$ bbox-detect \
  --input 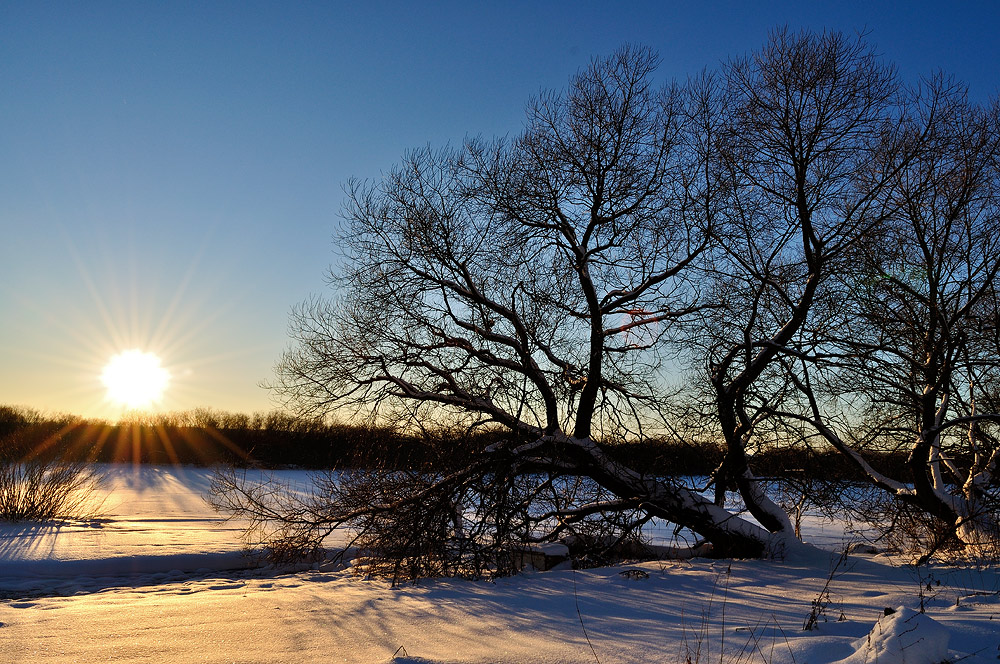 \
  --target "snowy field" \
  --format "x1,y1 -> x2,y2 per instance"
1,465 -> 998,663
